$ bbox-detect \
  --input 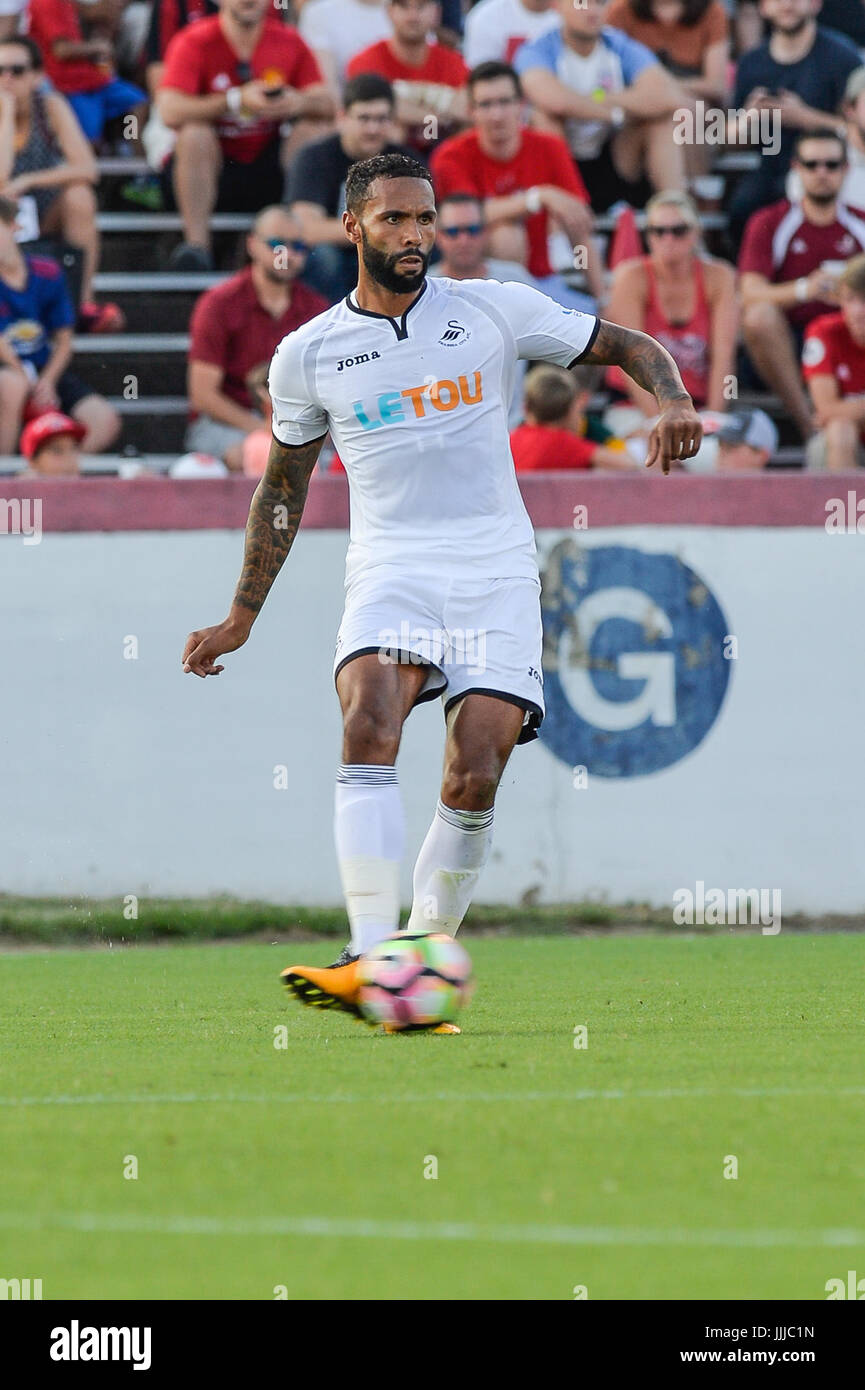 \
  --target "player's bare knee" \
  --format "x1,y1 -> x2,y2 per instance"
341,705 -> 401,765
441,763 -> 500,811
